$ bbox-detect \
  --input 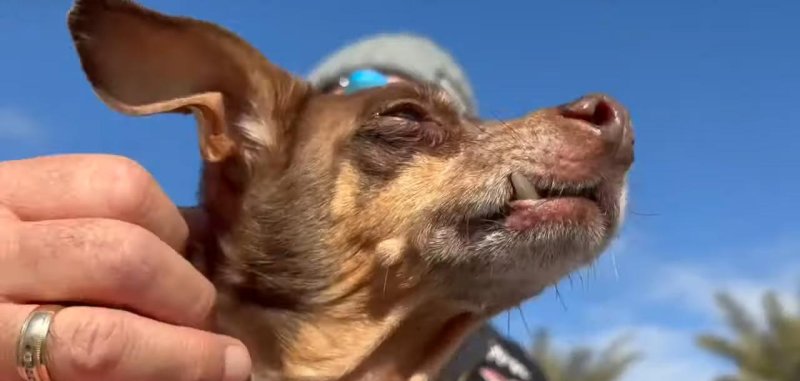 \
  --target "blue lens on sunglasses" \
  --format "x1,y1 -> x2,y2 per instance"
343,69 -> 390,94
